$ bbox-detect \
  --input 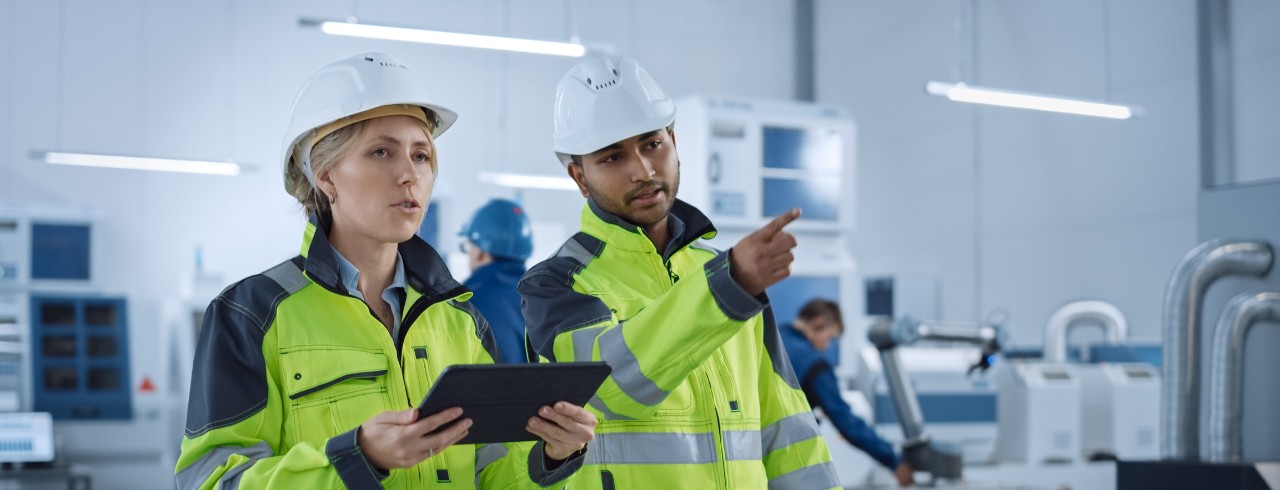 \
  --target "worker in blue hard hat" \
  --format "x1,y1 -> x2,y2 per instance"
460,198 -> 534,364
